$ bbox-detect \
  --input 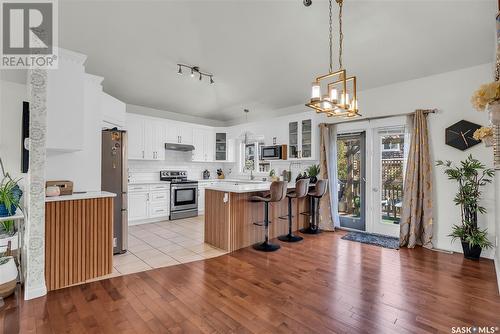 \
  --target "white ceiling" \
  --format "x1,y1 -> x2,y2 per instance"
58,0 -> 495,122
